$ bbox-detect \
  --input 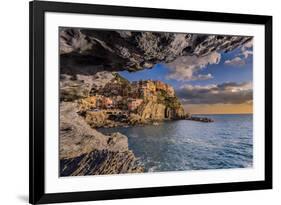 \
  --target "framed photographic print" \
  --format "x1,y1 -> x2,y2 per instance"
29,0 -> 272,204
